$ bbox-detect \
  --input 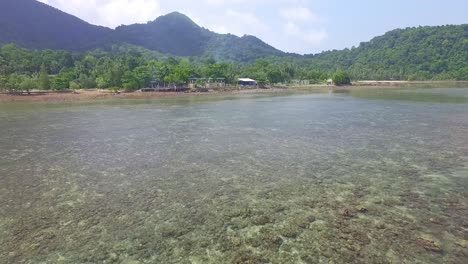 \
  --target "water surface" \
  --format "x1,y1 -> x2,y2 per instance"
1,88 -> 467,263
